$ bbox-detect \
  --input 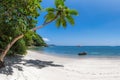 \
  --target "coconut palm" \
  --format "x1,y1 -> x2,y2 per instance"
32,0 -> 78,30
